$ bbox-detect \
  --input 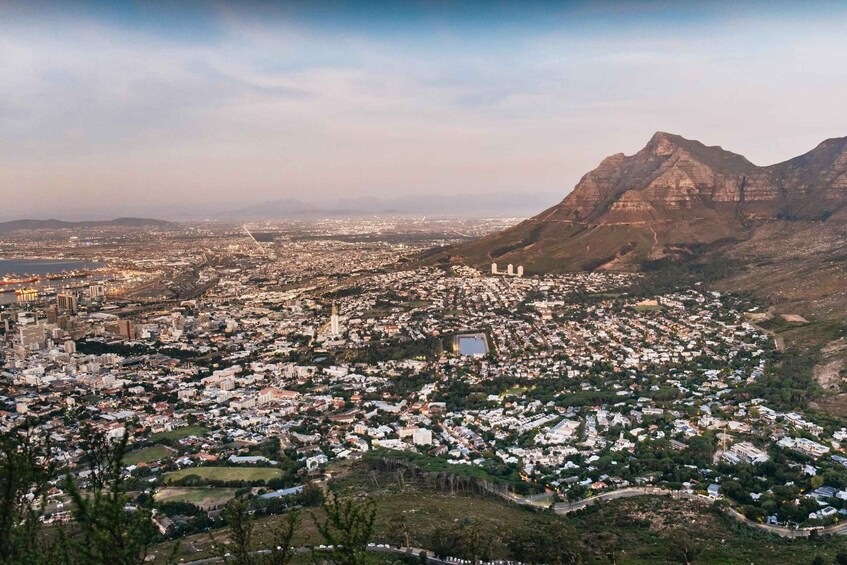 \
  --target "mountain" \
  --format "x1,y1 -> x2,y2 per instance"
227,192 -> 562,219
448,132 -> 847,272
0,217 -> 173,233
